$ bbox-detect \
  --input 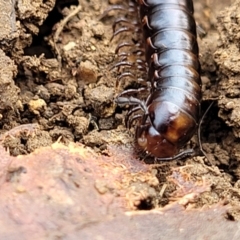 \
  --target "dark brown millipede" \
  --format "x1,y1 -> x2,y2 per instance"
107,0 -> 202,160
